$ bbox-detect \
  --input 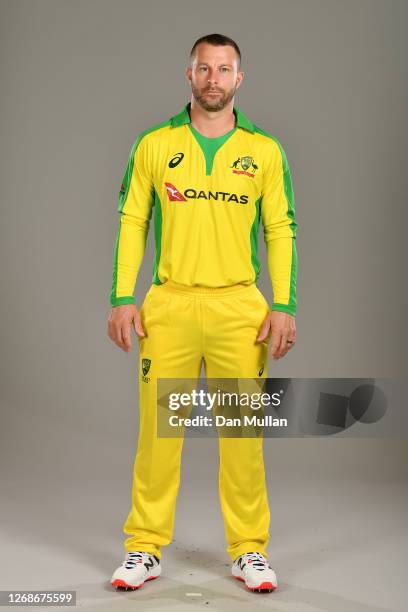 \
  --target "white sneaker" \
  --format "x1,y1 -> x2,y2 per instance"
111,551 -> 161,590
232,551 -> 278,592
